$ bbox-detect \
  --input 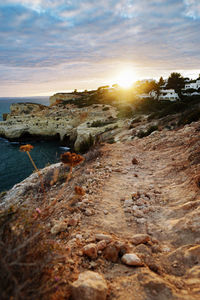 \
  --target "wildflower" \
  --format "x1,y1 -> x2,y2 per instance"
74,186 -> 85,196
35,208 -> 41,214
60,152 -> 84,168
19,144 -> 46,197
20,144 -> 34,152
